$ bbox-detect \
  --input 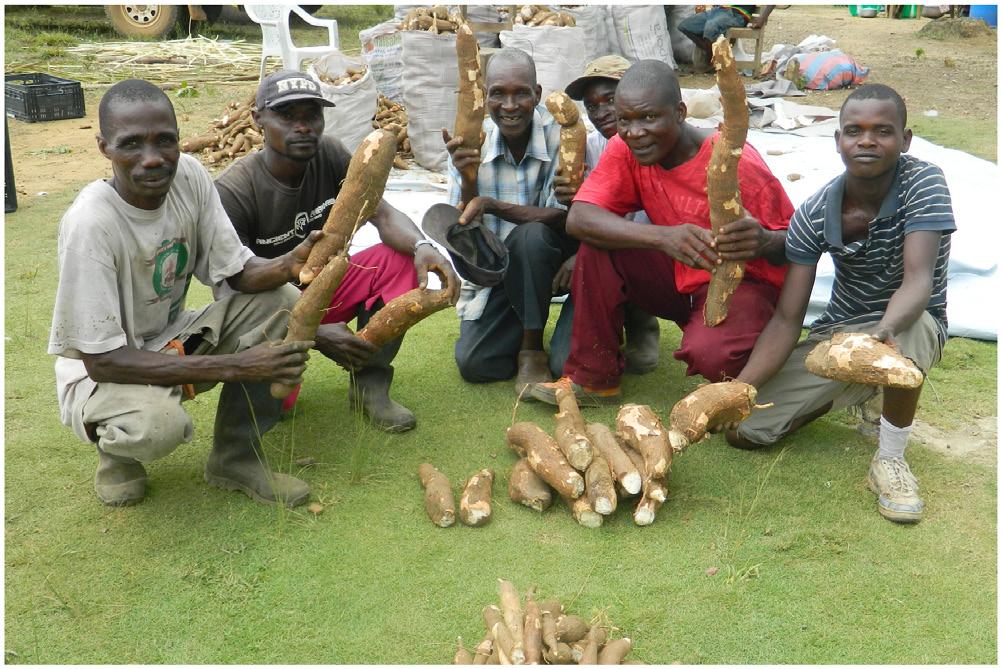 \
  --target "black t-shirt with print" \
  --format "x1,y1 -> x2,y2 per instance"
214,136 -> 353,259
